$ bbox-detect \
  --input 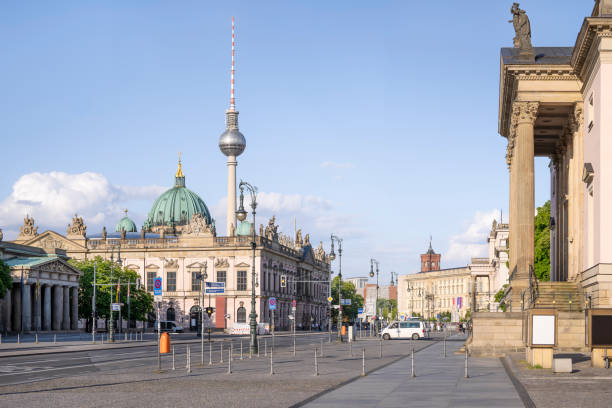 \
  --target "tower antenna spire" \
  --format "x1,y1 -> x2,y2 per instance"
230,16 -> 236,111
